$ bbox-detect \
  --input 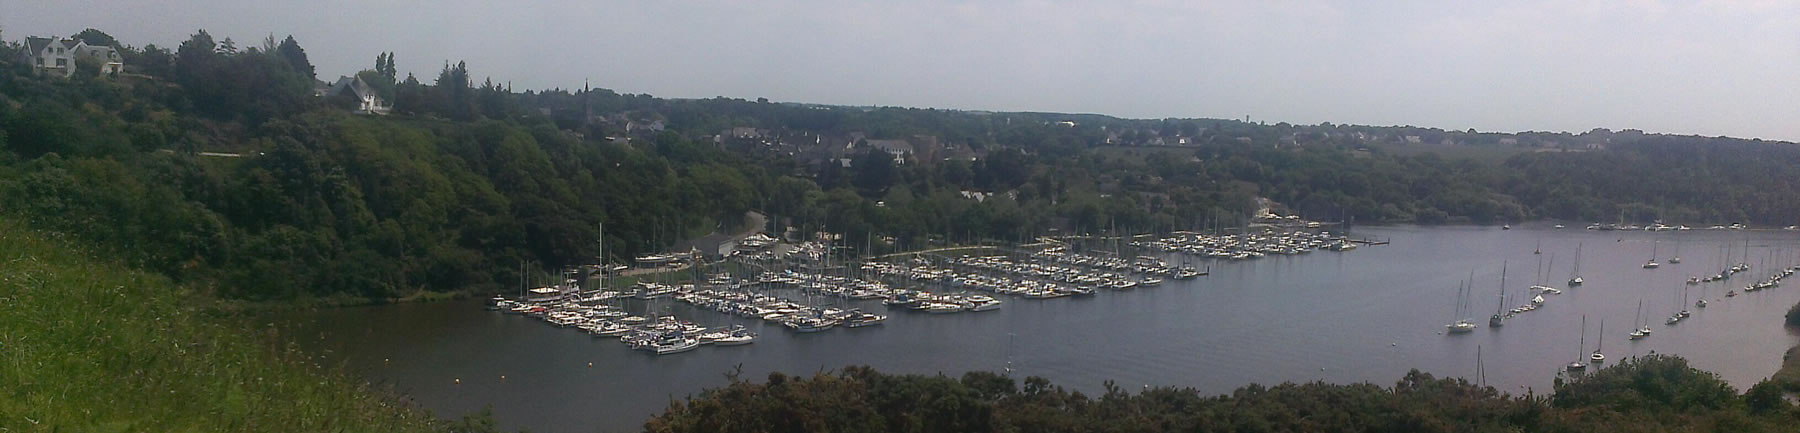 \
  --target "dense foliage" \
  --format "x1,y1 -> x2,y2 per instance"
5,29 -> 1800,304
648,356 -> 1796,433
